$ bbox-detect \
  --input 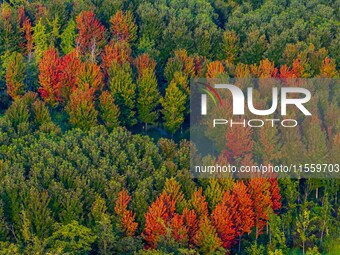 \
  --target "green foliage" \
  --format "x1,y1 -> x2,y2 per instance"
137,69 -> 160,130
245,241 -> 265,255
47,220 -> 96,254
99,91 -> 119,130
160,81 -> 187,134
33,19 -> 49,61
60,19 -> 77,54
108,62 -> 136,127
